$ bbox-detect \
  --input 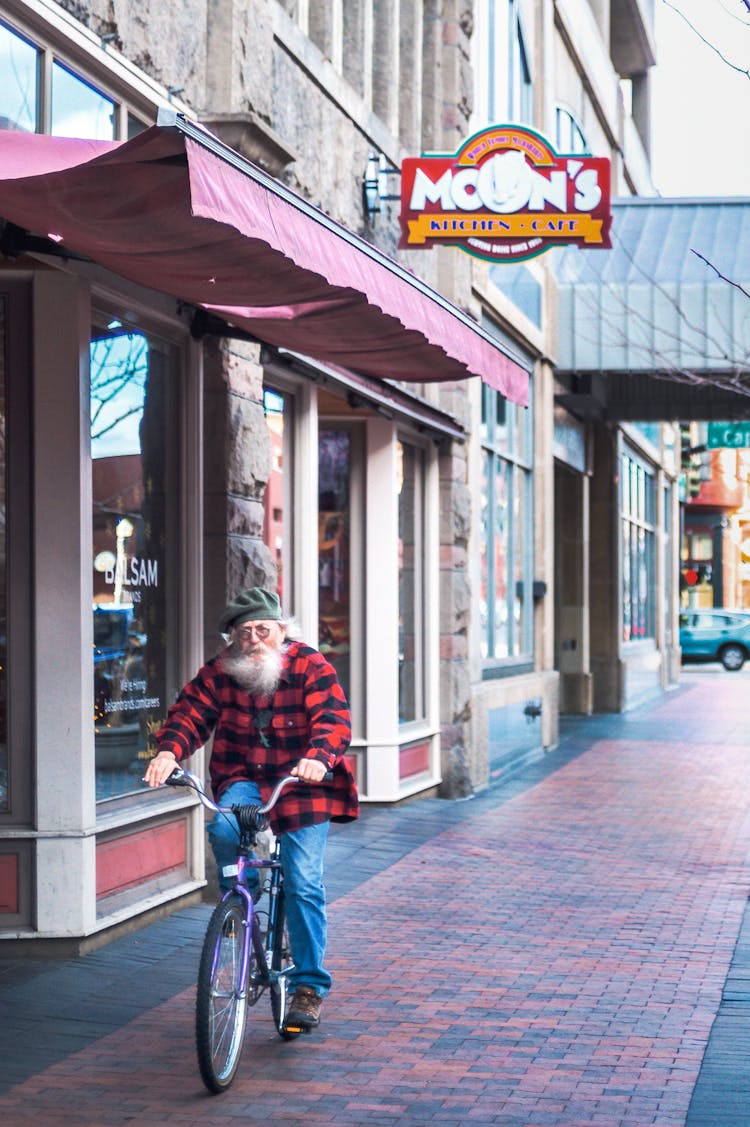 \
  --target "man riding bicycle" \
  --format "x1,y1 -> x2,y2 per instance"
144,587 -> 359,1030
